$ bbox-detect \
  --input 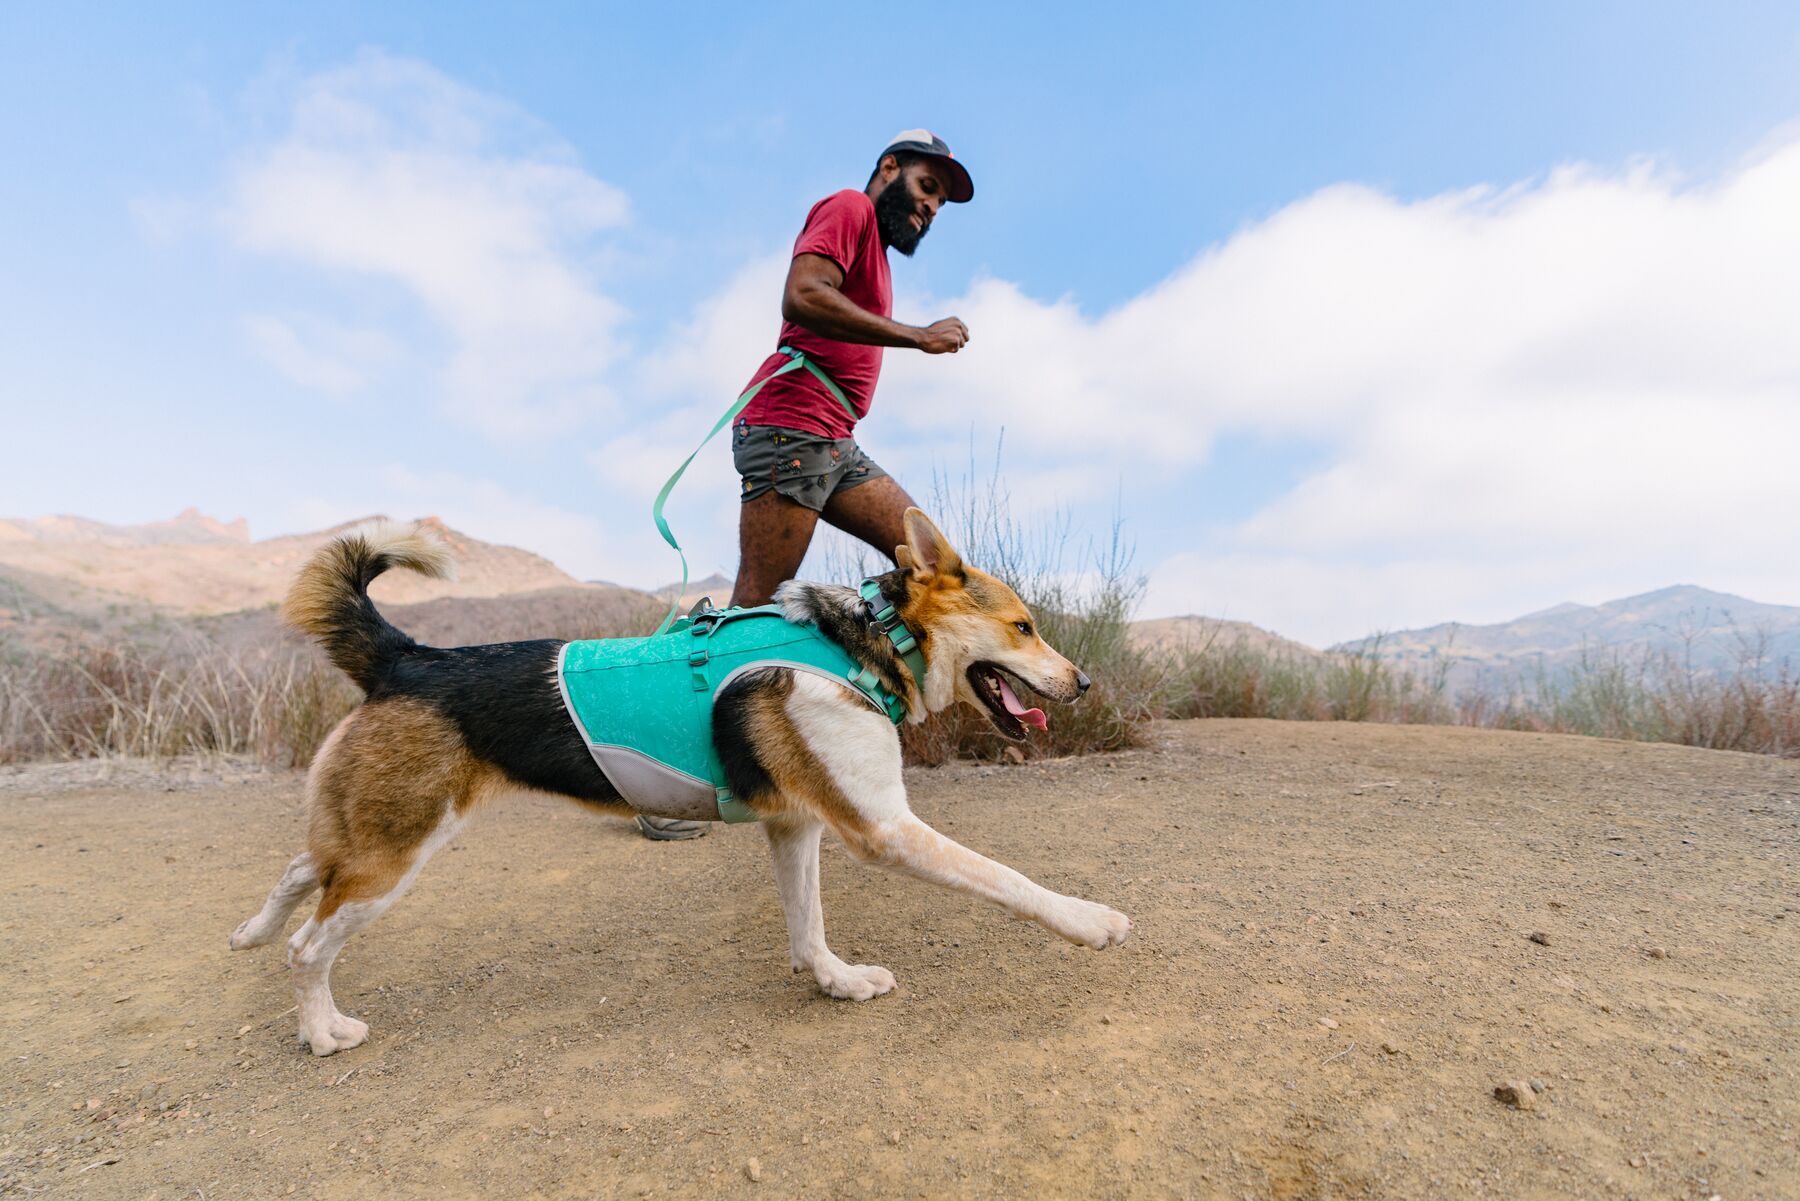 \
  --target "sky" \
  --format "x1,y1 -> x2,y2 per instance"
3,3 -> 1799,646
